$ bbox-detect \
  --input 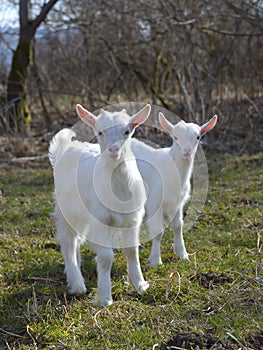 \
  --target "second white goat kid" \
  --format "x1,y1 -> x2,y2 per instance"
131,112 -> 218,266
49,104 -> 151,306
